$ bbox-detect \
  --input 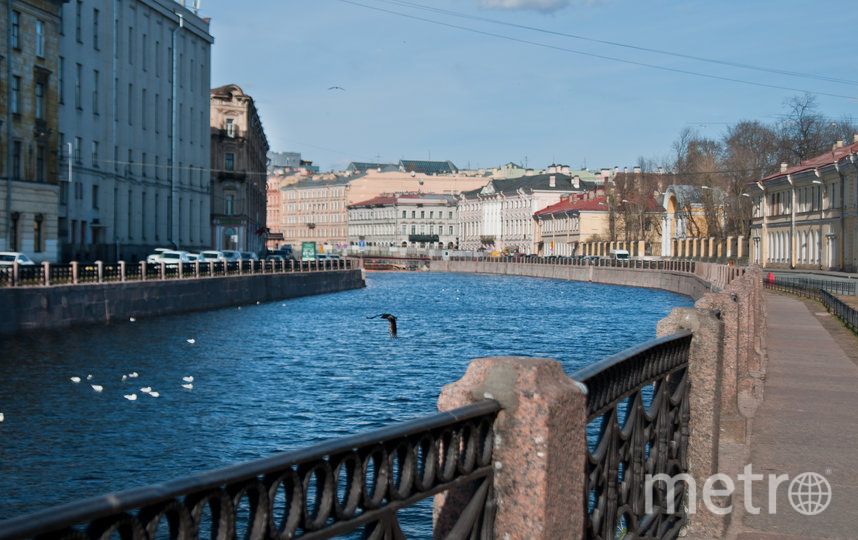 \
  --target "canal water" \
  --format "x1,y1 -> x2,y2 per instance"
0,271 -> 692,526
